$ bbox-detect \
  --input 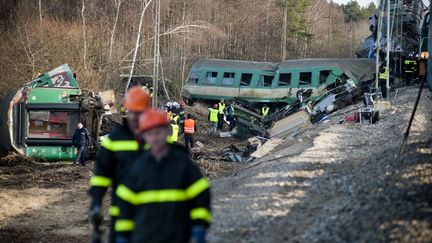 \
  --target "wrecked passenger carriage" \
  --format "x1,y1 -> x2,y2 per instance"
0,64 -> 115,161
182,58 -> 375,106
